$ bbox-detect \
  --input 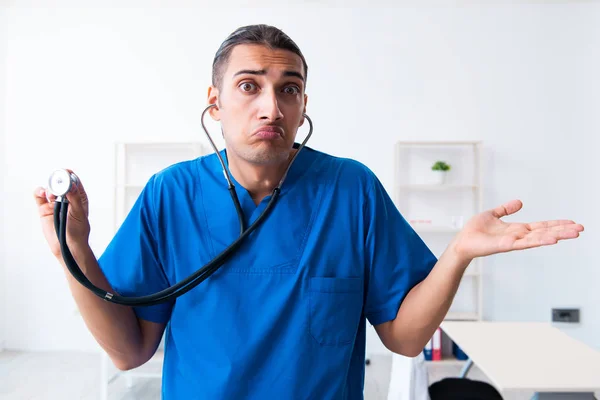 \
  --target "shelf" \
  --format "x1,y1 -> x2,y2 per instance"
395,139 -> 484,330
398,184 -> 478,191
445,311 -> 479,321
412,226 -> 461,233
396,140 -> 481,146
425,356 -> 468,366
